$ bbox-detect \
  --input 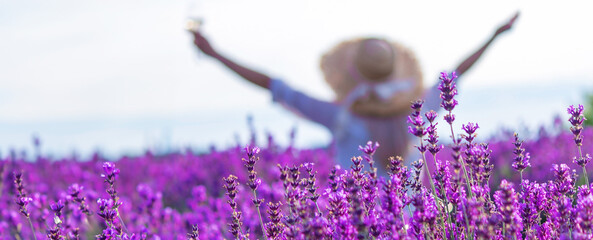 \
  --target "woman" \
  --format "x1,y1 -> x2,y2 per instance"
192,12 -> 518,174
